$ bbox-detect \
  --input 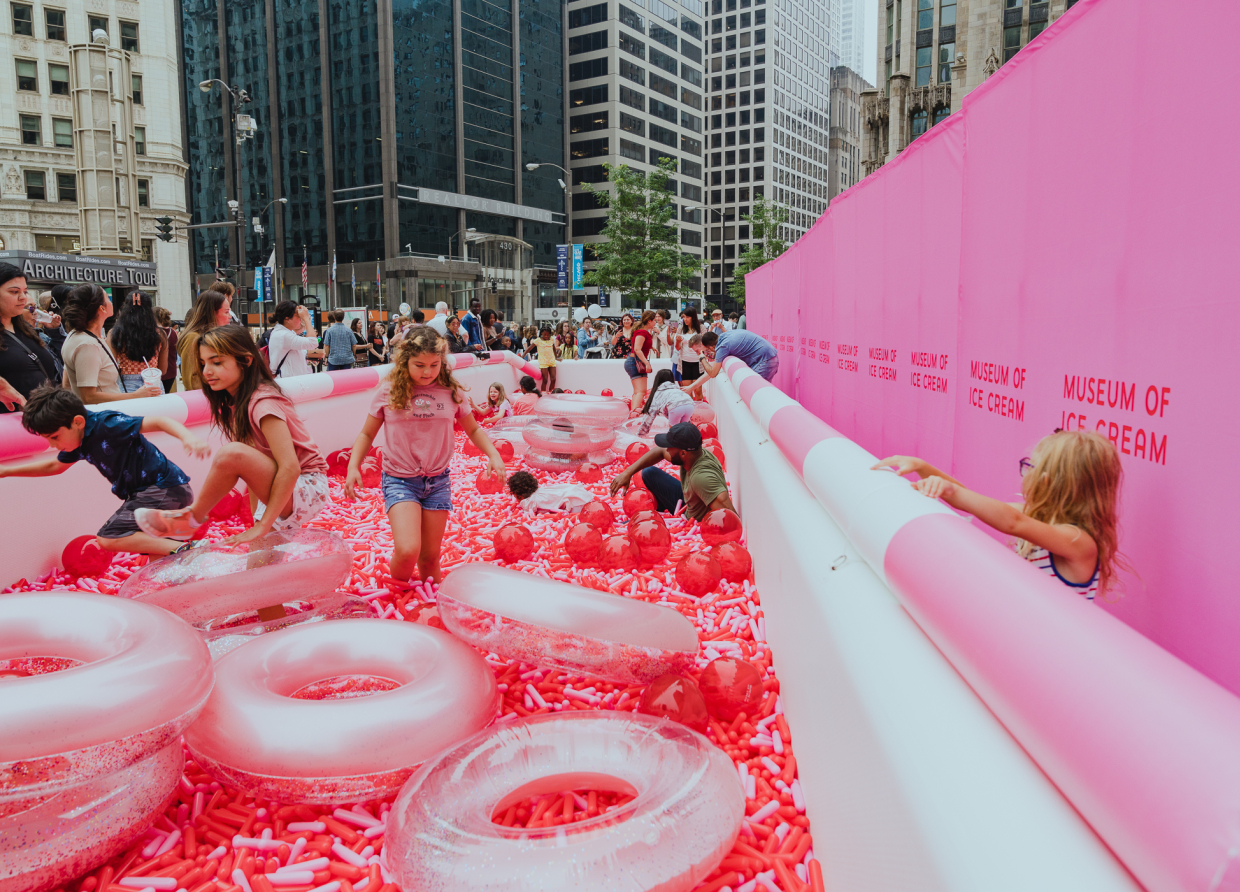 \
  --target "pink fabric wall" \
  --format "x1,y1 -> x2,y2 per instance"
746,0 -> 1240,696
